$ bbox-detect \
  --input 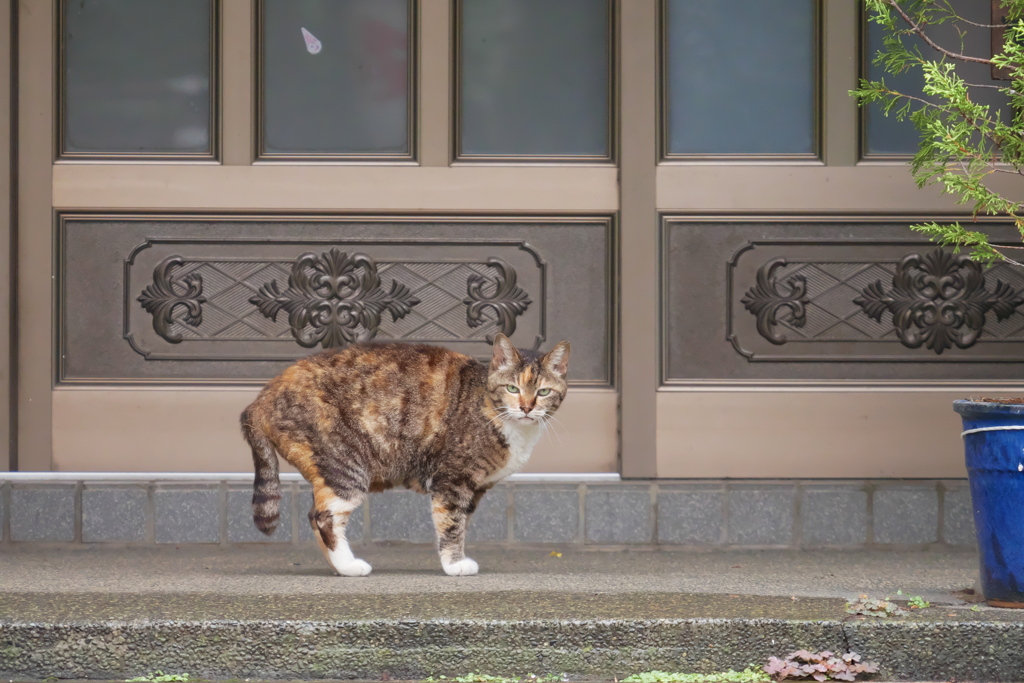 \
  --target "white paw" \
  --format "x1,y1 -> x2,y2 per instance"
442,557 -> 479,576
336,558 -> 373,577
